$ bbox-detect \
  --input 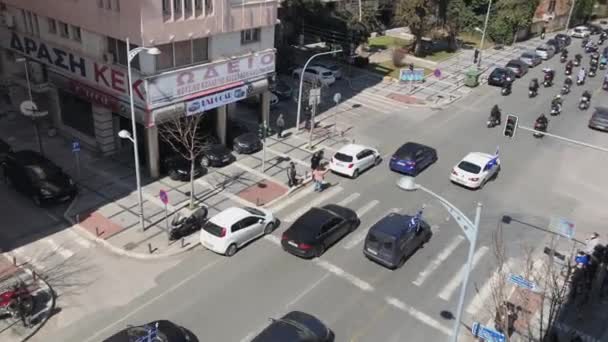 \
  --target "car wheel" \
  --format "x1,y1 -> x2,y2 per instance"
225,243 -> 238,257
352,169 -> 359,179
32,195 -> 42,207
201,157 -> 210,167
315,244 -> 325,258
264,221 -> 276,235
